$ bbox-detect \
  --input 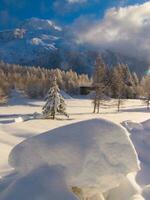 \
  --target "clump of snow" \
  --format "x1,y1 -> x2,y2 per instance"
30,38 -> 42,45
47,20 -> 62,31
29,37 -> 56,50
0,119 -> 138,200
15,116 -> 31,123
14,28 -> 25,39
